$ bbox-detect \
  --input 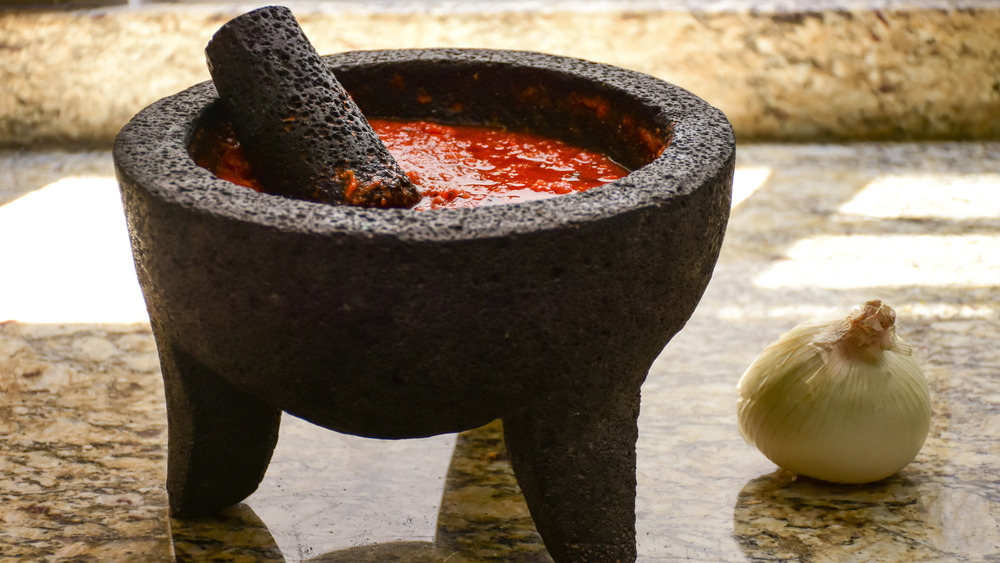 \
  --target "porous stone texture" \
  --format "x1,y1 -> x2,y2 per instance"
1,0 -> 998,146
113,48 -> 734,561
204,6 -> 419,208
